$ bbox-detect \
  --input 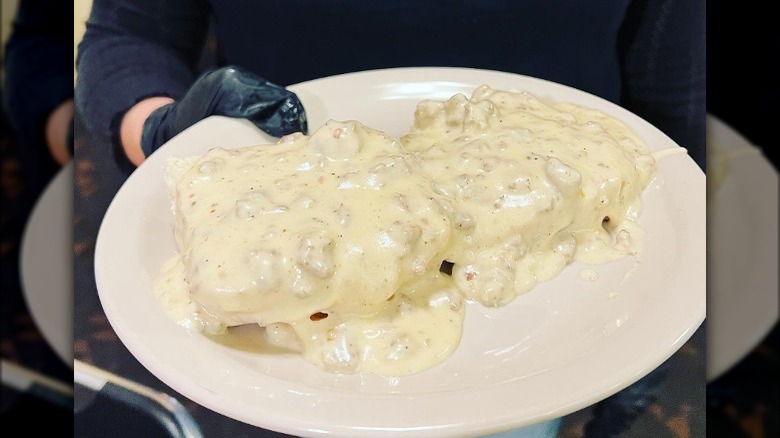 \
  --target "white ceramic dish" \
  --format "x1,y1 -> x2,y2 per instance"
94,68 -> 705,437
20,162 -> 73,367
706,114 -> 778,381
